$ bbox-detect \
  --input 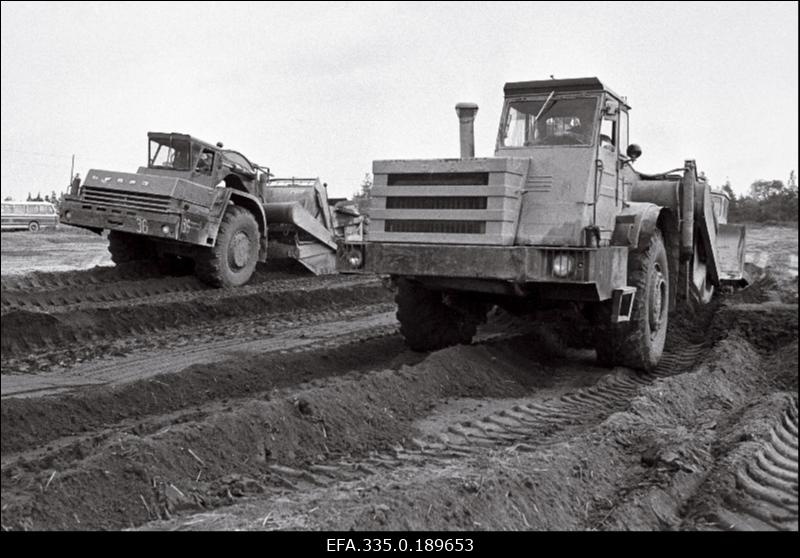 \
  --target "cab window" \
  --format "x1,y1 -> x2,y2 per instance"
599,118 -> 616,151
501,96 -> 597,147
196,149 -> 215,175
